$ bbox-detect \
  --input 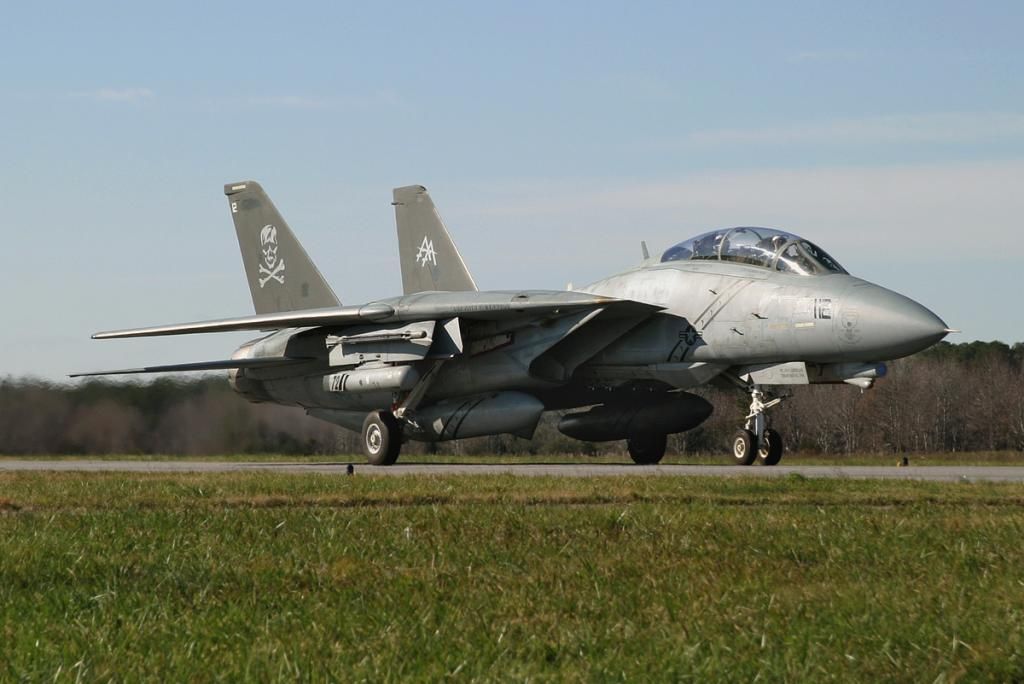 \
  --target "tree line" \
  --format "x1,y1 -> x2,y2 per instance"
1,341 -> 1021,456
